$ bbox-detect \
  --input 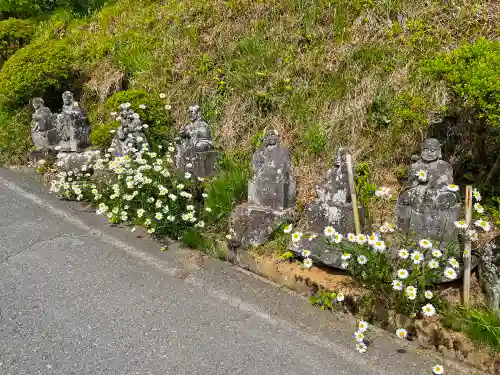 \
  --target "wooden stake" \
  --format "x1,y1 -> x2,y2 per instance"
346,153 -> 361,234
463,185 -> 473,305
